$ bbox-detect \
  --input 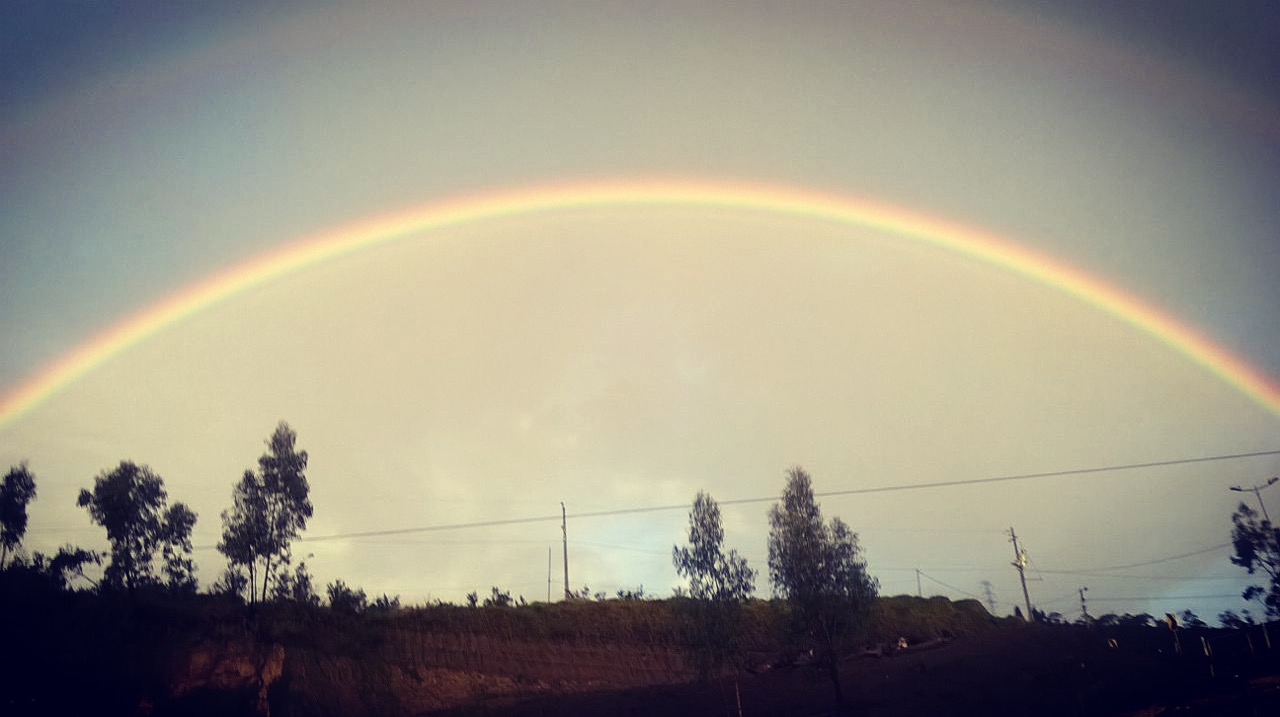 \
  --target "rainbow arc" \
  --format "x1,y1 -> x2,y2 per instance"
2,178 -> 1277,428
